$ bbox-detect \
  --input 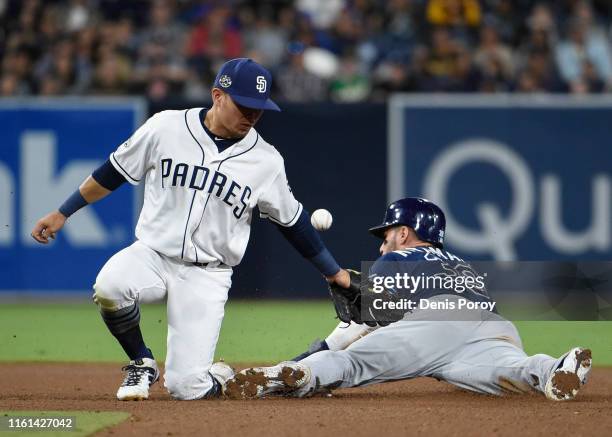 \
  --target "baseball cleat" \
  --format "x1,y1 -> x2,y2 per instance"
116,357 -> 159,401
209,361 -> 235,393
545,347 -> 592,401
224,361 -> 310,399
